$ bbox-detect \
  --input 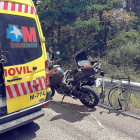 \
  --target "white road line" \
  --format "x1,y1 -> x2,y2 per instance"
85,107 -> 104,129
